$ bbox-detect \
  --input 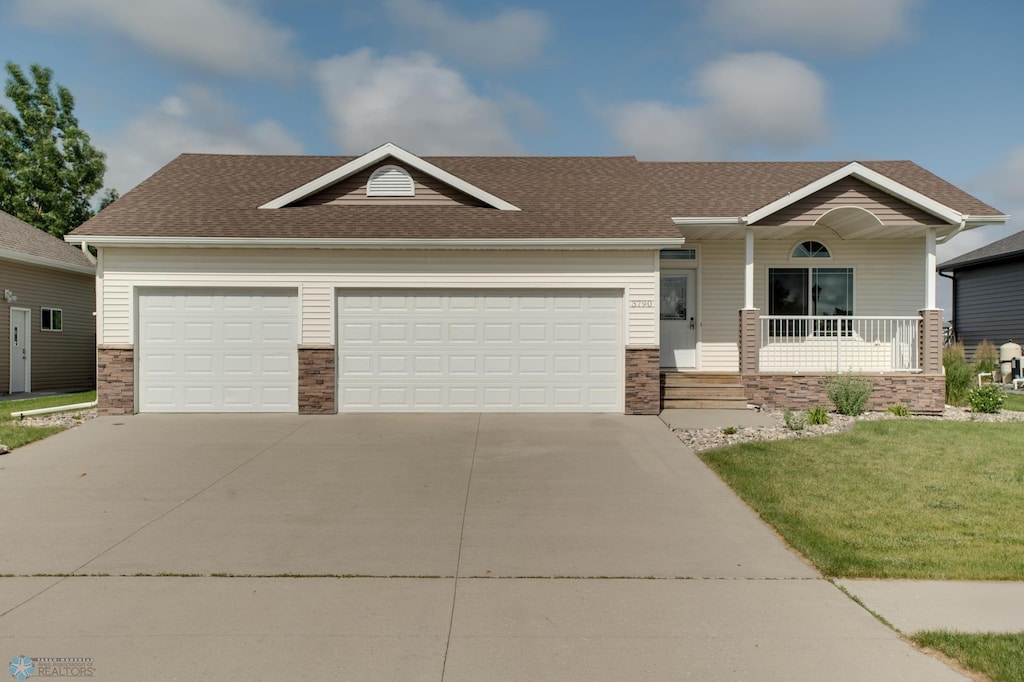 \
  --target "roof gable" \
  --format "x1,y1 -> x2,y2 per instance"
746,162 -> 965,225
258,142 -> 521,211
0,210 -> 95,274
